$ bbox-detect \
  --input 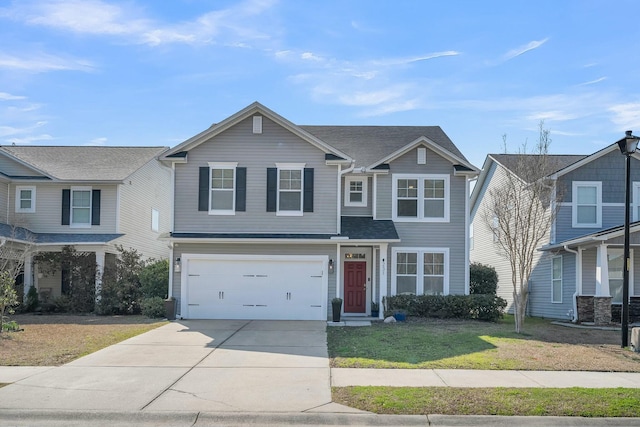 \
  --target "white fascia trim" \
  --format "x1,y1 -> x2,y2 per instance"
550,144 -> 618,179
369,138 -> 479,173
165,237 -> 401,245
